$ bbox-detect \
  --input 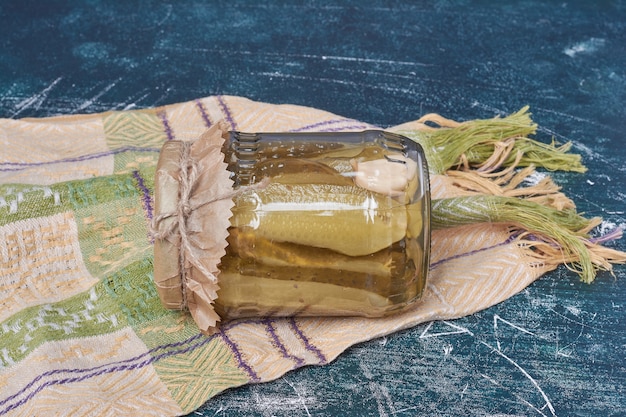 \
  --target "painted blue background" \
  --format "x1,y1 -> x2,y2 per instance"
1,1 -> 625,415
